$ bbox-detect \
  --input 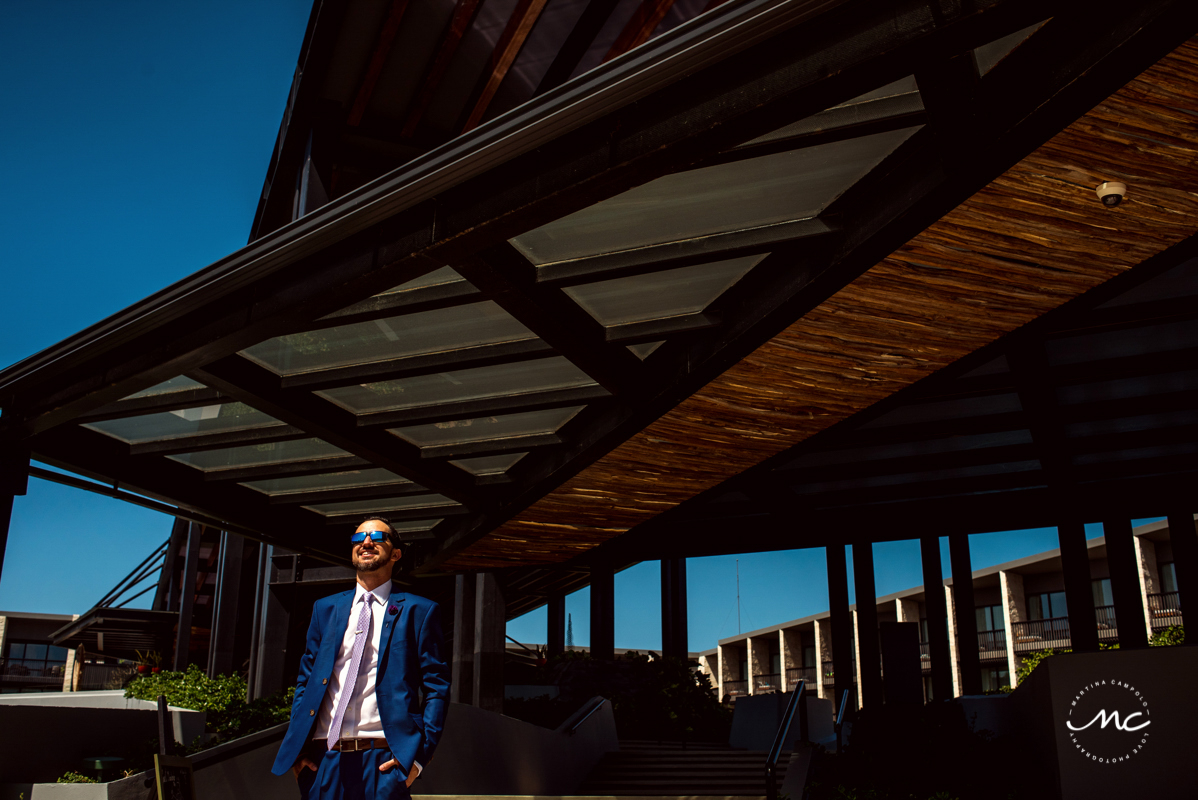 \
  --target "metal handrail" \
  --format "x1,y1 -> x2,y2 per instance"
765,680 -> 807,800
565,696 -> 608,736
835,687 -> 851,753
